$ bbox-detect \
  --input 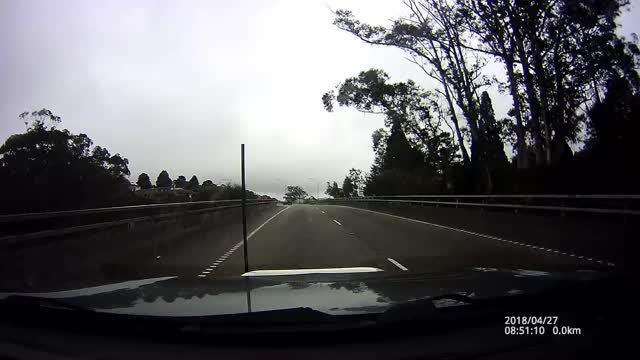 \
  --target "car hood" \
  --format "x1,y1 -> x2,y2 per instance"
0,268 -> 608,317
